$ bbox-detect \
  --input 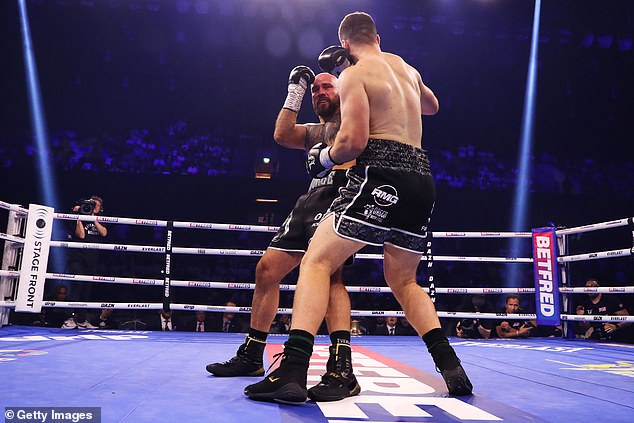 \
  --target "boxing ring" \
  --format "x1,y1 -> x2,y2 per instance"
1,200 -> 633,422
